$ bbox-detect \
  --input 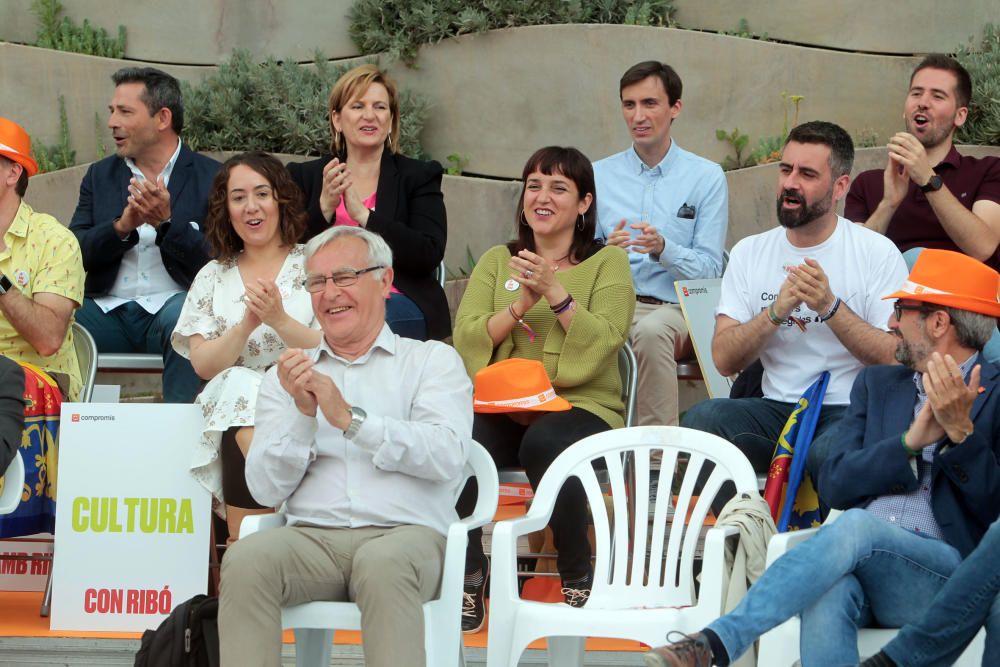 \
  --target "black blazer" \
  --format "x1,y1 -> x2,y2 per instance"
820,361 -> 1000,557
0,356 -> 25,474
288,151 -> 451,340
69,145 -> 221,296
